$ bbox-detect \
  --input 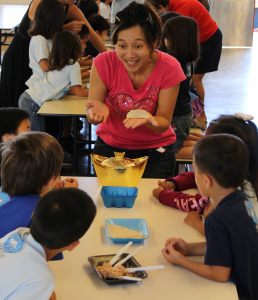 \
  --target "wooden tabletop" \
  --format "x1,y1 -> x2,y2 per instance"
49,177 -> 238,300
0,5 -> 28,29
